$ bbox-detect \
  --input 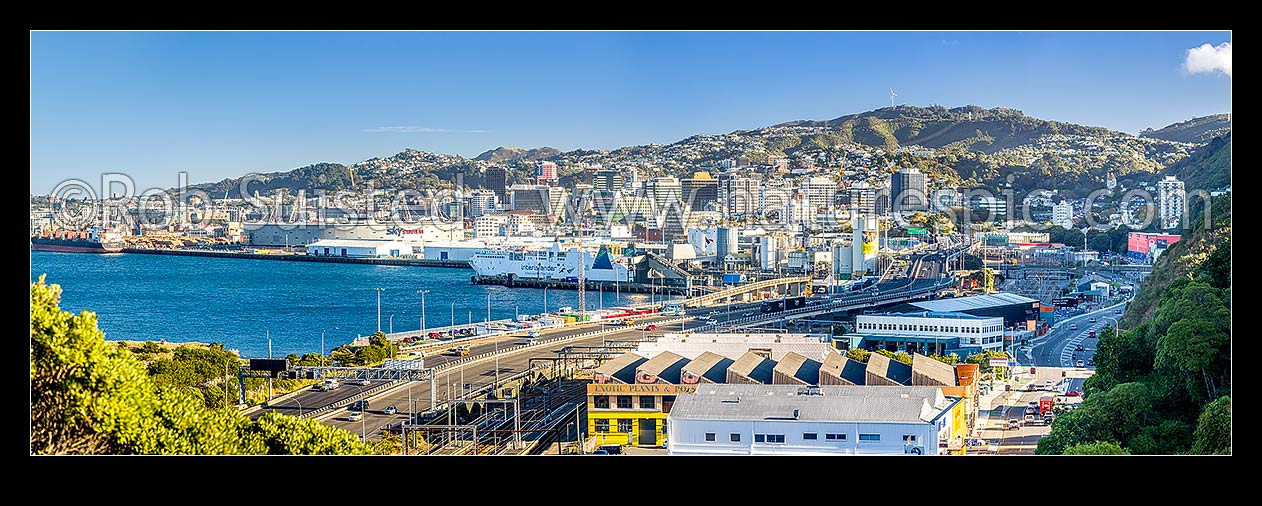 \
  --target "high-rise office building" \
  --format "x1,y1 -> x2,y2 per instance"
535,161 -> 558,186
1052,200 -> 1074,229
800,176 -> 837,212
719,174 -> 760,216
593,170 -> 625,193
681,172 -> 719,210
890,167 -> 927,212
485,166 -> 509,199
646,176 -> 683,211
